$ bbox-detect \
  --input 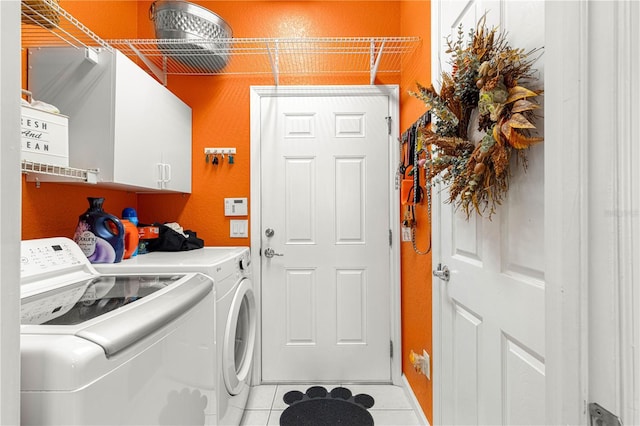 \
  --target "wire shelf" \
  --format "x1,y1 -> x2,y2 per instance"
21,0 -> 112,52
21,161 -> 98,184
108,37 -> 421,84
20,1 -> 420,85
